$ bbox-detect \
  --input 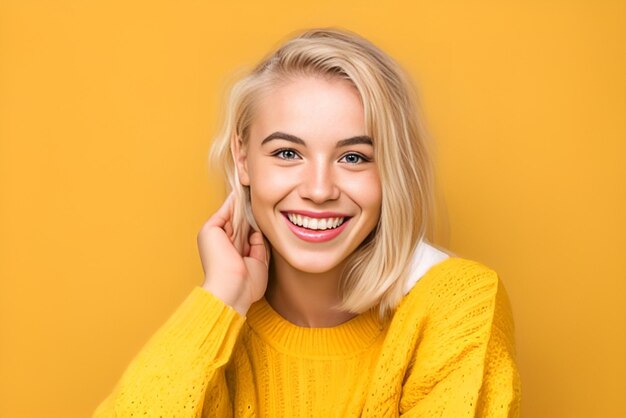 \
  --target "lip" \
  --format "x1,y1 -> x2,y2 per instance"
282,212 -> 351,243
281,210 -> 351,219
